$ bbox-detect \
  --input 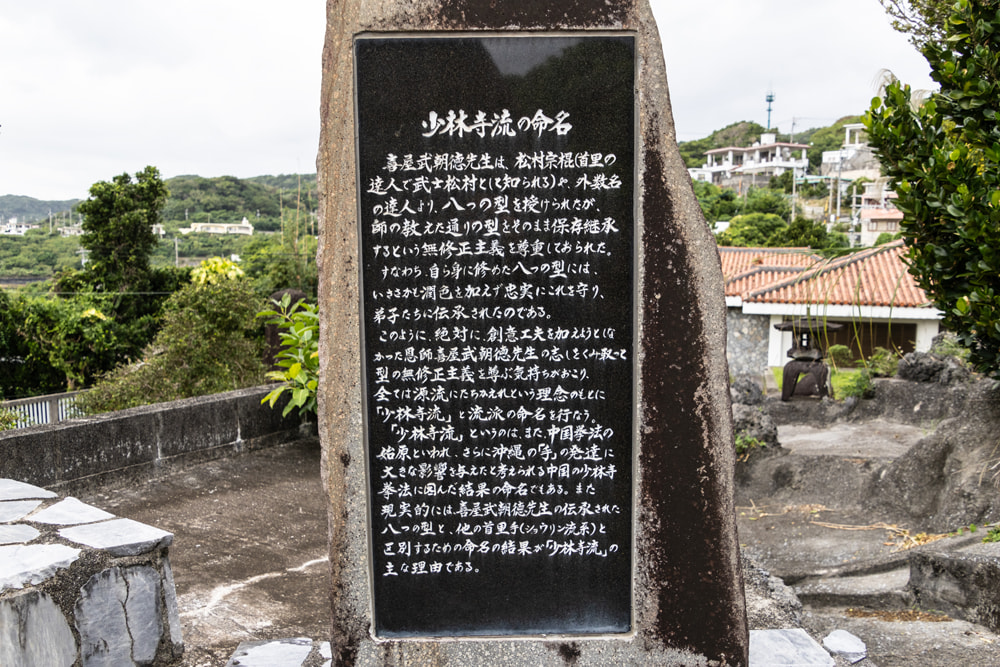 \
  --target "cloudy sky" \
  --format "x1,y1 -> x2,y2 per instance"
1,0 -> 935,201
